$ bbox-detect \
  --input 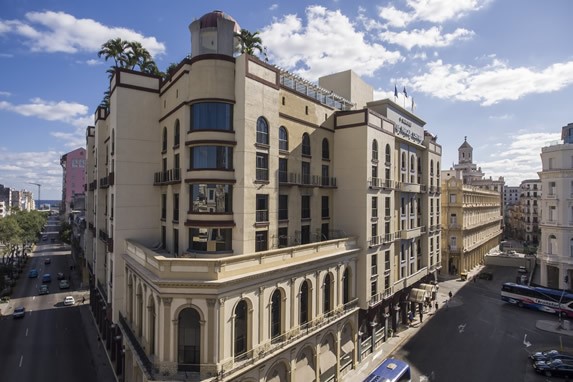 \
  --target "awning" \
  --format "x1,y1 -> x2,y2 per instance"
296,364 -> 316,382
409,288 -> 426,303
341,338 -> 355,354
420,283 -> 435,294
319,350 -> 337,372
